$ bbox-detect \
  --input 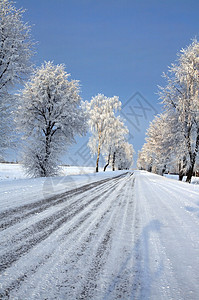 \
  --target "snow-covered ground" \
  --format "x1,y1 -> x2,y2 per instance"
0,163 -> 26,181
0,163 -> 109,181
164,173 -> 199,184
0,166 -> 116,212
1,170 -> 199,299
